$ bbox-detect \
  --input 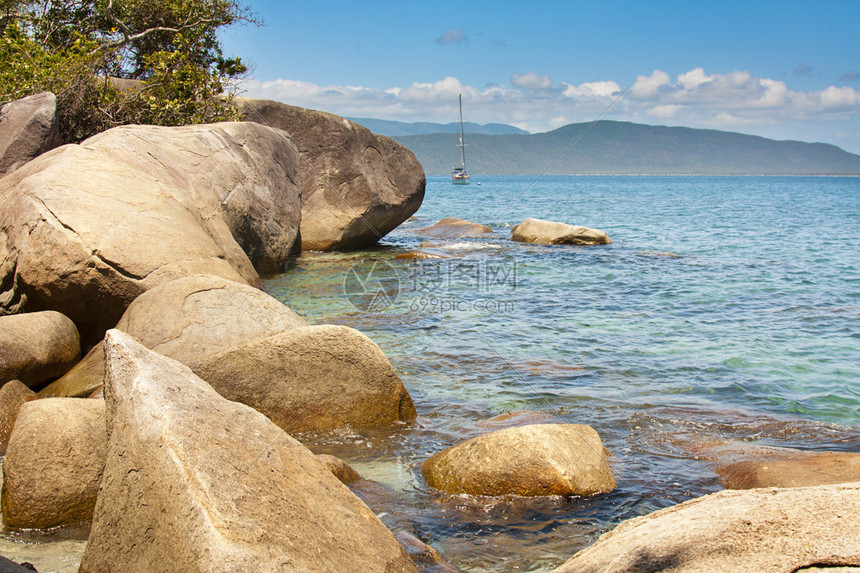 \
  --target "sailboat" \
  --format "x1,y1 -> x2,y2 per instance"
451,94 -> 470,185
